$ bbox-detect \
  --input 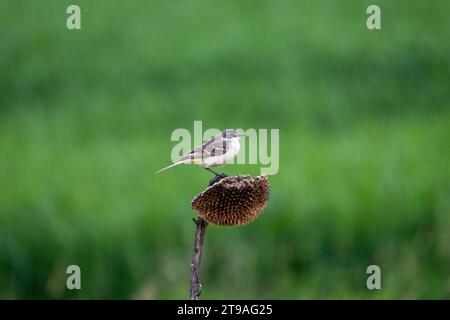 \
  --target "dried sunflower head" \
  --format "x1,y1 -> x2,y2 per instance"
191,175 -> 270,226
